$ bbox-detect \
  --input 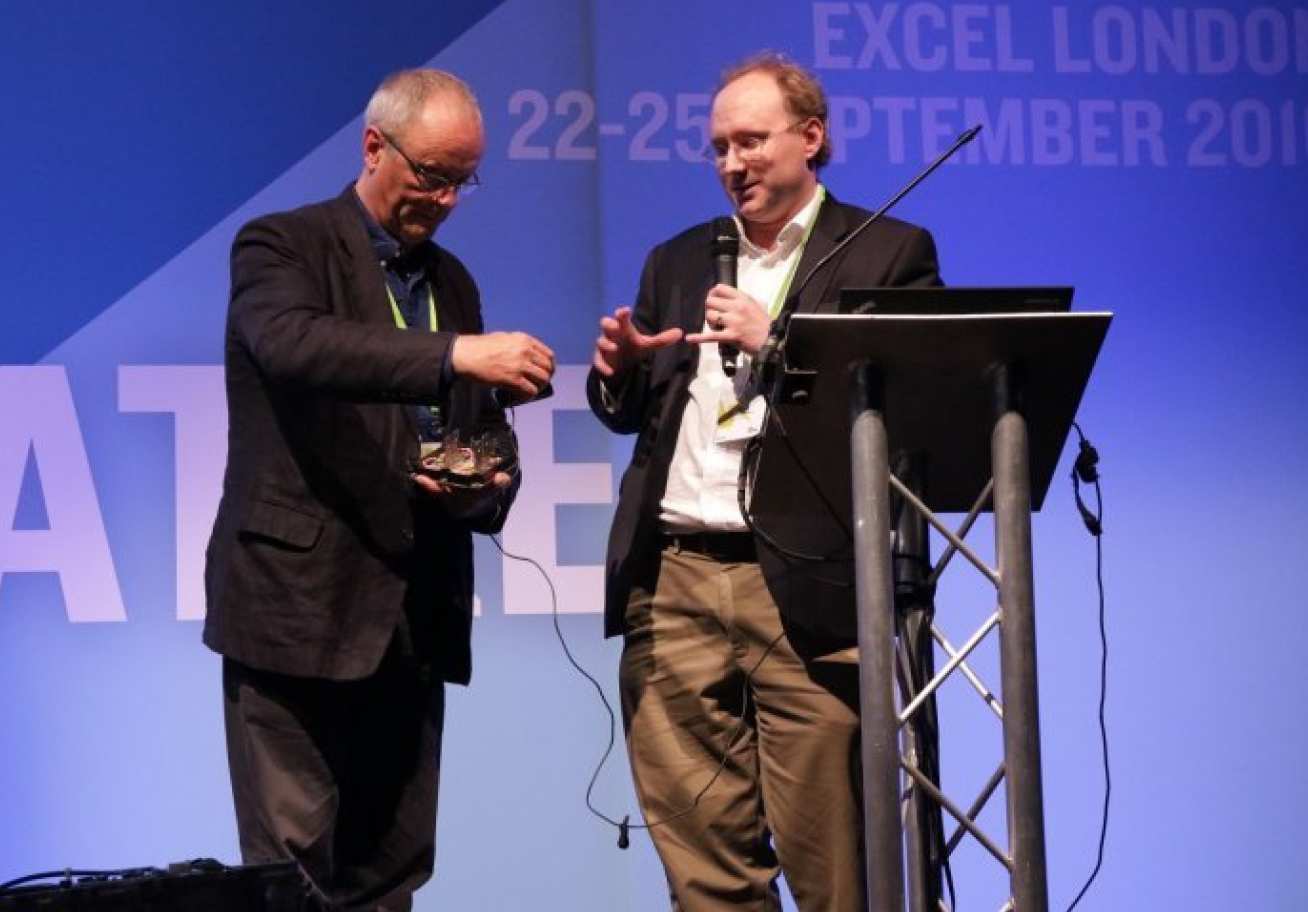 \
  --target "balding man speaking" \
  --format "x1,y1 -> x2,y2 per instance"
205,69 -> 554,910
